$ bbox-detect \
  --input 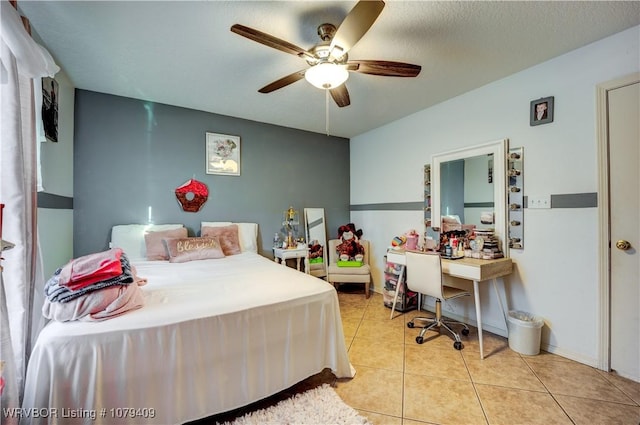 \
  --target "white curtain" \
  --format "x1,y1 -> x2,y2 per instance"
0,0 -> 58,416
